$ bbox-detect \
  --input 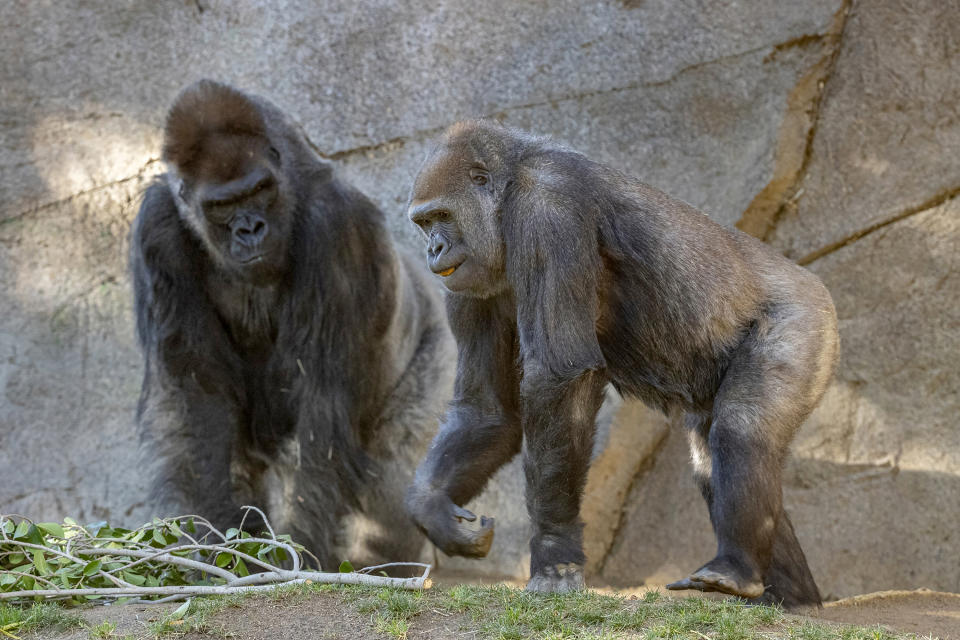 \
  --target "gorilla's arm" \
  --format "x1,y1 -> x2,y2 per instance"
503,172 -> 608,589
132,181 -> 246,527
405,294 -> 522,558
